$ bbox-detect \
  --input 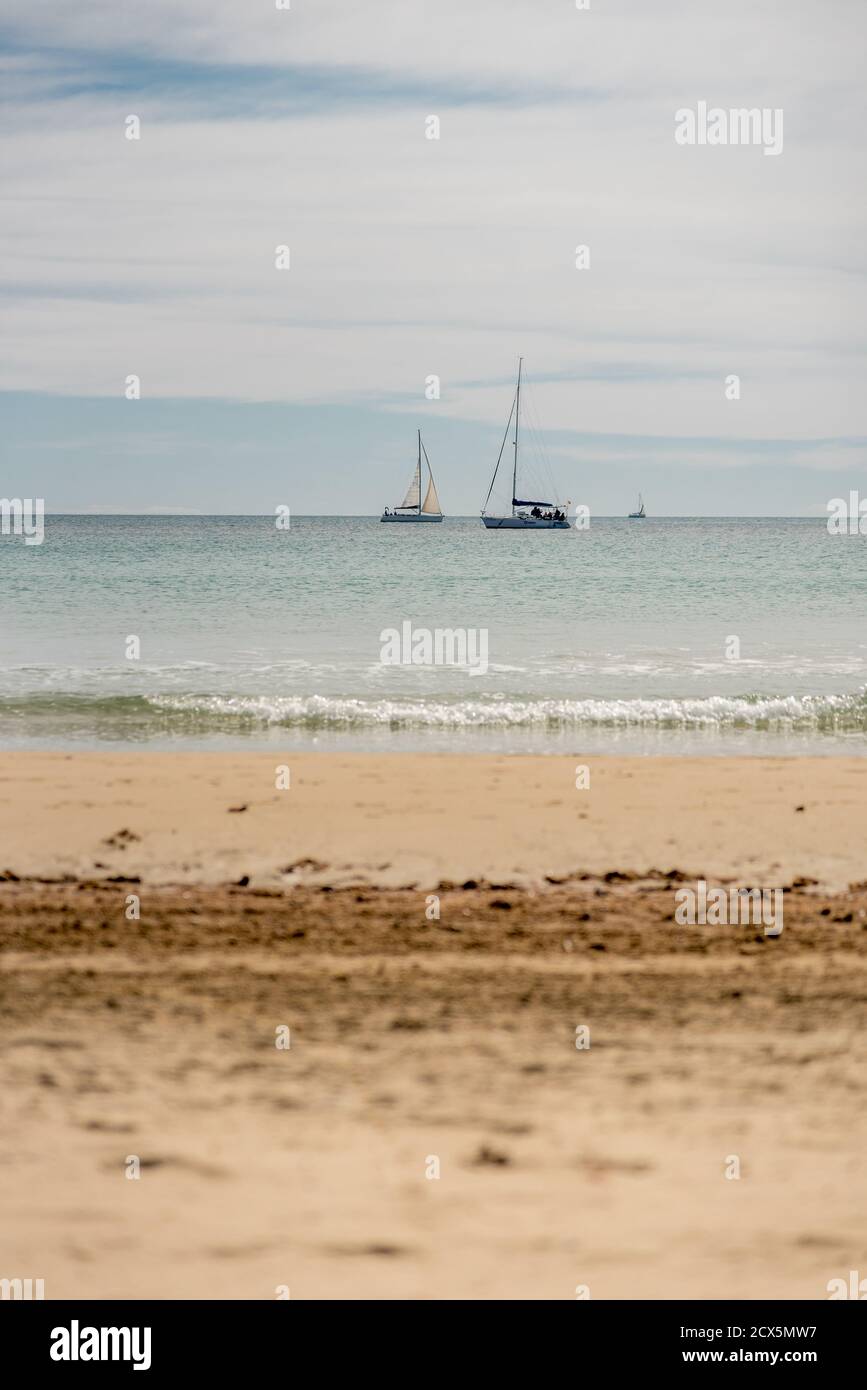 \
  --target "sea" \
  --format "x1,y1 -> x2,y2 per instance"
1,515 -> 866,755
